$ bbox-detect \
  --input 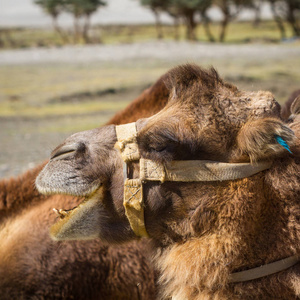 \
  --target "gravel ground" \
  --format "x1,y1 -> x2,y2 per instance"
1,41 -> 300,179
1,41 -> 300,65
